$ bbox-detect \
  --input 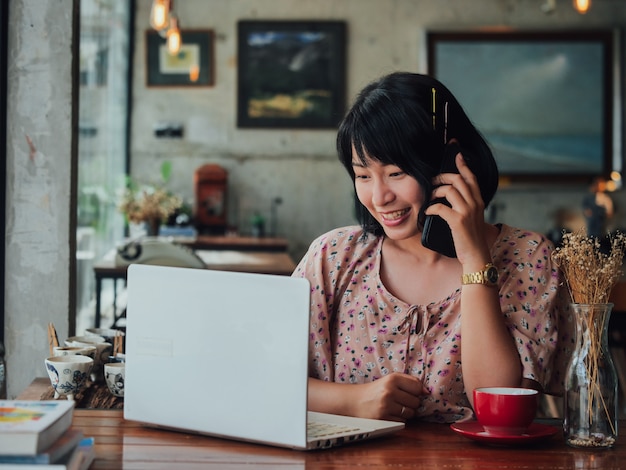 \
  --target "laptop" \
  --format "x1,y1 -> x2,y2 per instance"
123,264 -> 404,450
